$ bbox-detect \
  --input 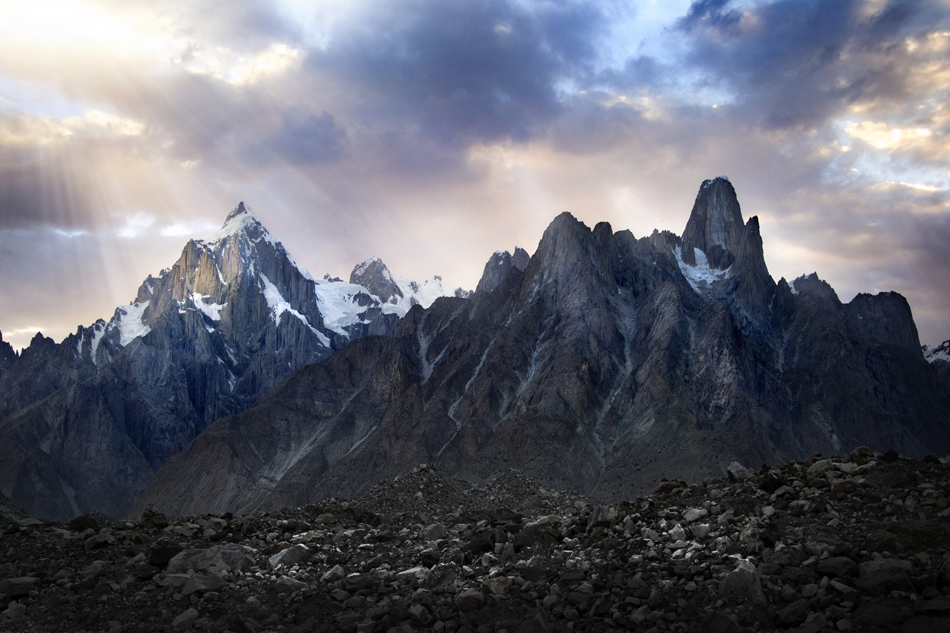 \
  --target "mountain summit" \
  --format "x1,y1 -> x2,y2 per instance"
681,176 -> 745,266
476,247 -> 530,293
134,179 -> 950,518
0,203 -> 467,520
